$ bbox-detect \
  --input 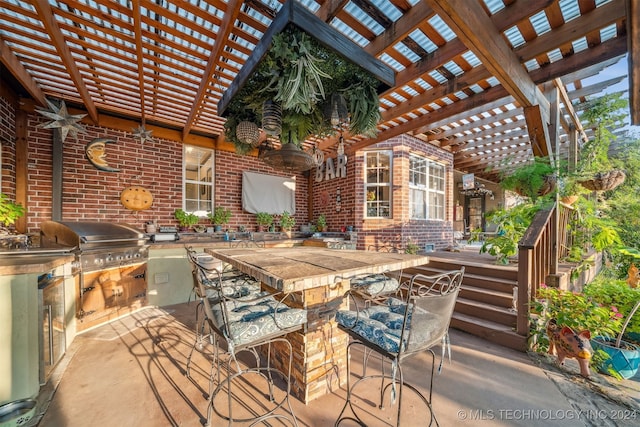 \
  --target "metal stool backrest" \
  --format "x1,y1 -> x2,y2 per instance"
398,267 -> 464,360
